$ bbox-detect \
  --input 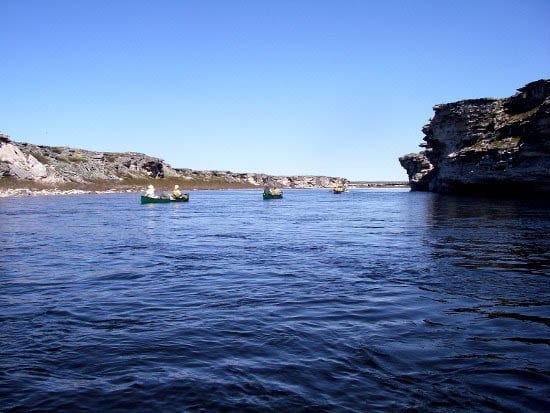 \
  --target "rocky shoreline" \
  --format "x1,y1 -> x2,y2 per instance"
399,79 -> 550,195
0,133 -> 349,197
0,181 -> 409,198
349,181 -> 409,189
0,188 -> 137,198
